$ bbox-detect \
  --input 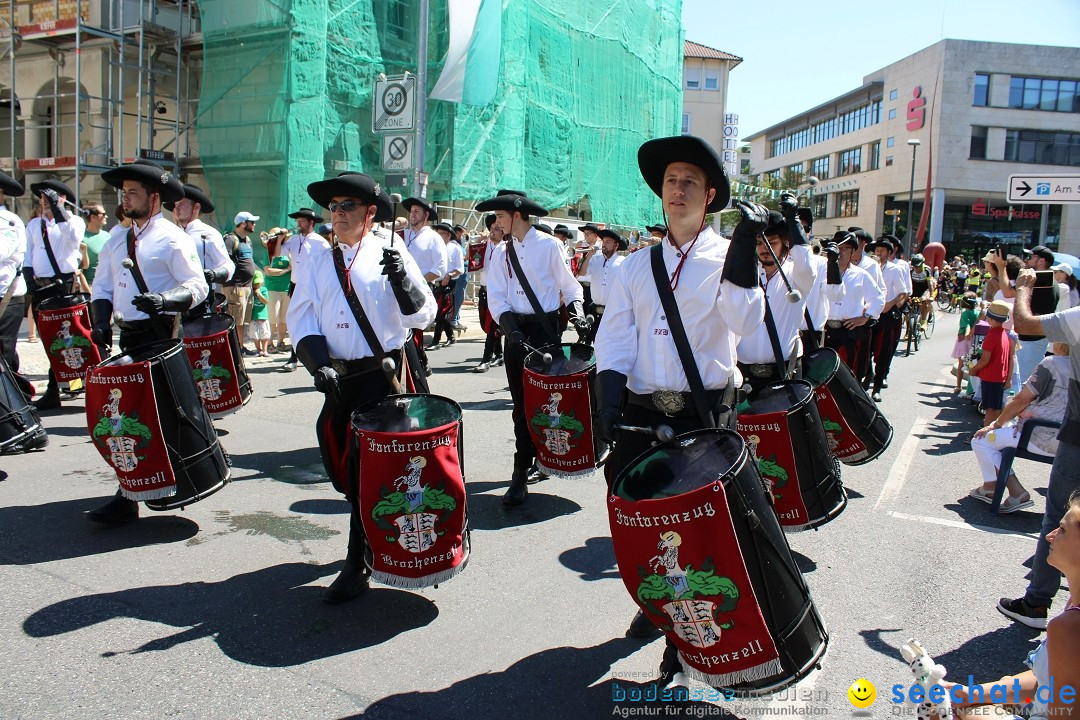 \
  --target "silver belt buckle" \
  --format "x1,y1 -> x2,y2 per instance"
749,364 -> 774,378
331,359 -> 348,375
651,389 -> 685,416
